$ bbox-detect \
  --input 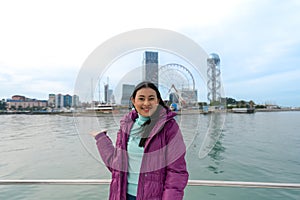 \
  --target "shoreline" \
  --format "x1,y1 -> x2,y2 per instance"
1,108 -> 300,116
